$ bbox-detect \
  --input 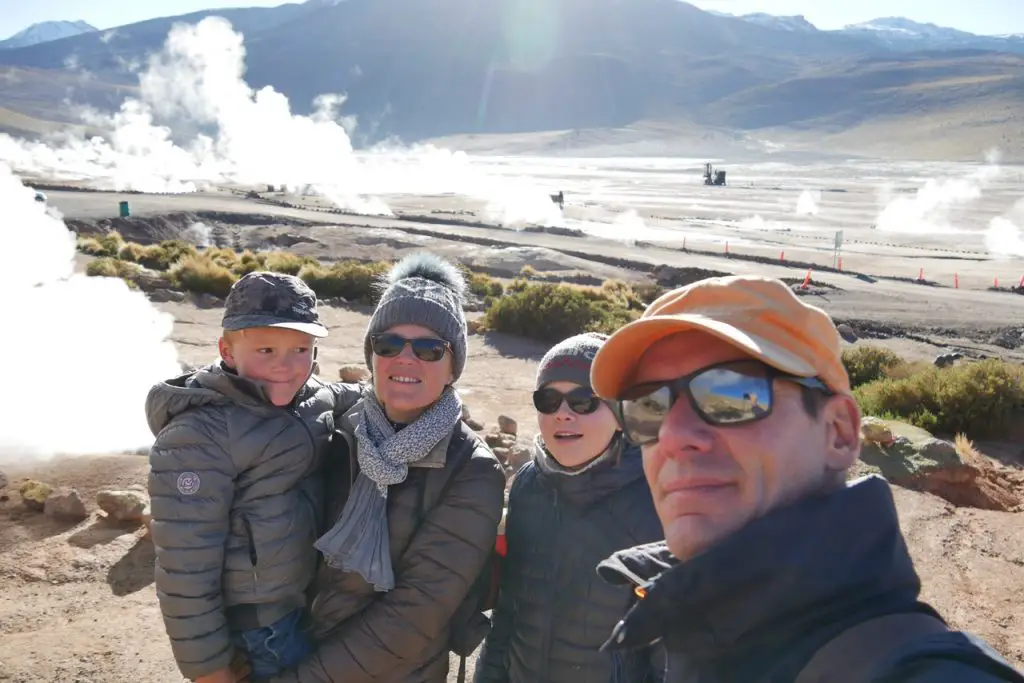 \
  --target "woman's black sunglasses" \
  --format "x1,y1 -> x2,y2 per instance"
616,359 -> 832,446
370,333 -> 451,363
533,387 -> 603,416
